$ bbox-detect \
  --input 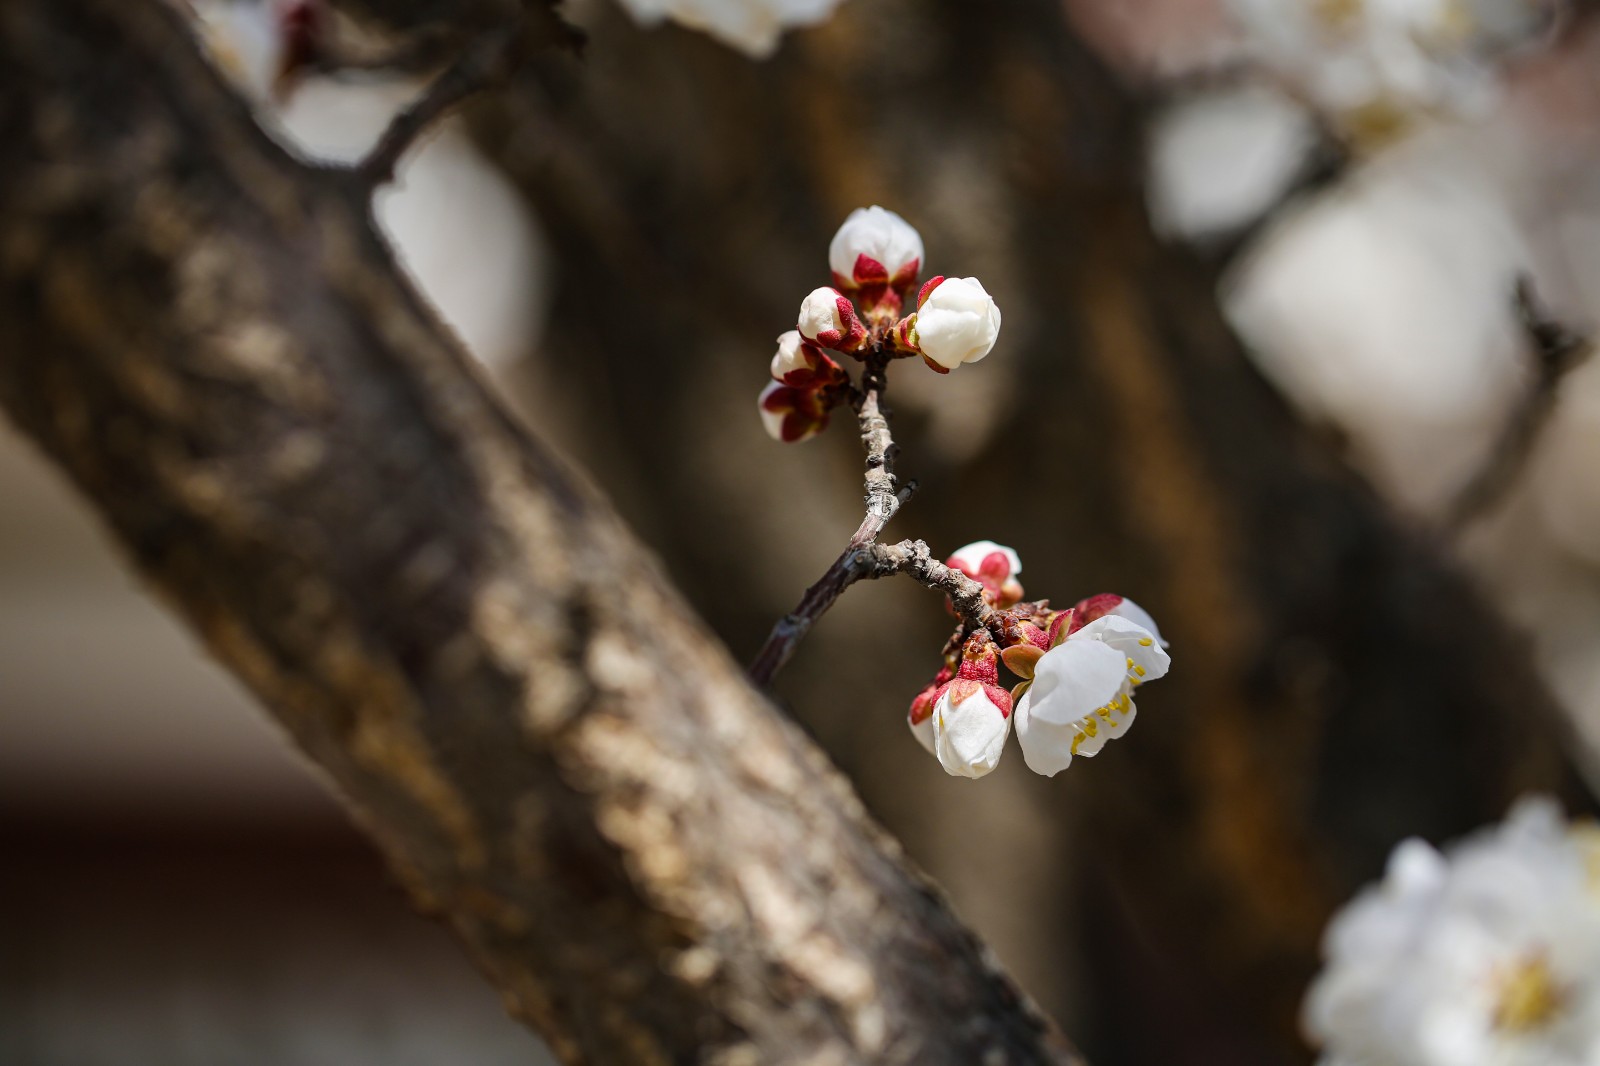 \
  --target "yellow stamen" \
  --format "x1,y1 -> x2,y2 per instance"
1071,732 -> 1085,754
1138,638 -> 1153,647
1134,665 -> 1146,677
1494,957 -> 1563,1033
